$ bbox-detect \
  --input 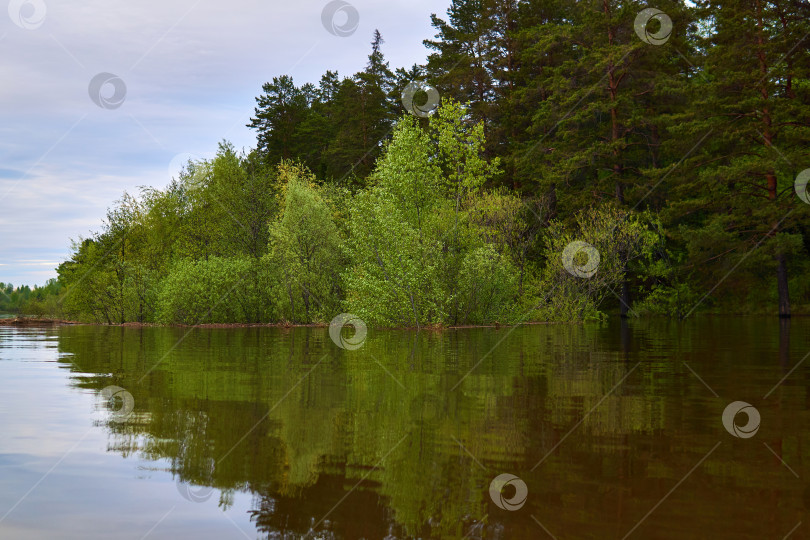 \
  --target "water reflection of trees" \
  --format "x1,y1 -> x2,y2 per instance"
55,321 -> 809,538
